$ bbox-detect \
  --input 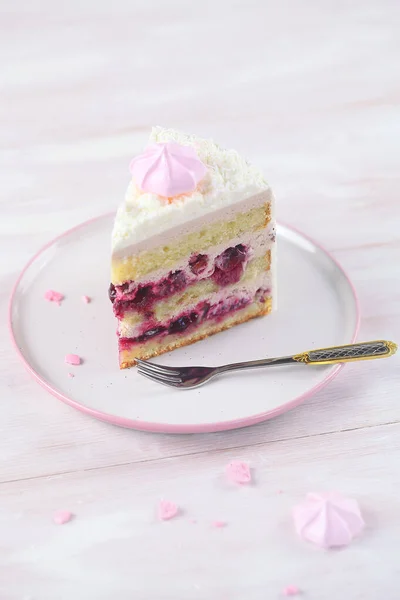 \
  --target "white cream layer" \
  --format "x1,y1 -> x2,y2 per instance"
112,127 -> 270,254
117,224 -> 274,289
